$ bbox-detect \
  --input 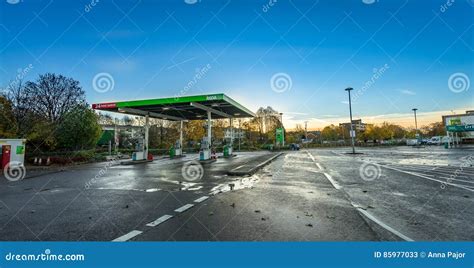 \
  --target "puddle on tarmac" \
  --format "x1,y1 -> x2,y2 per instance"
145,188 -> 160,192
209,174 -> 260,195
